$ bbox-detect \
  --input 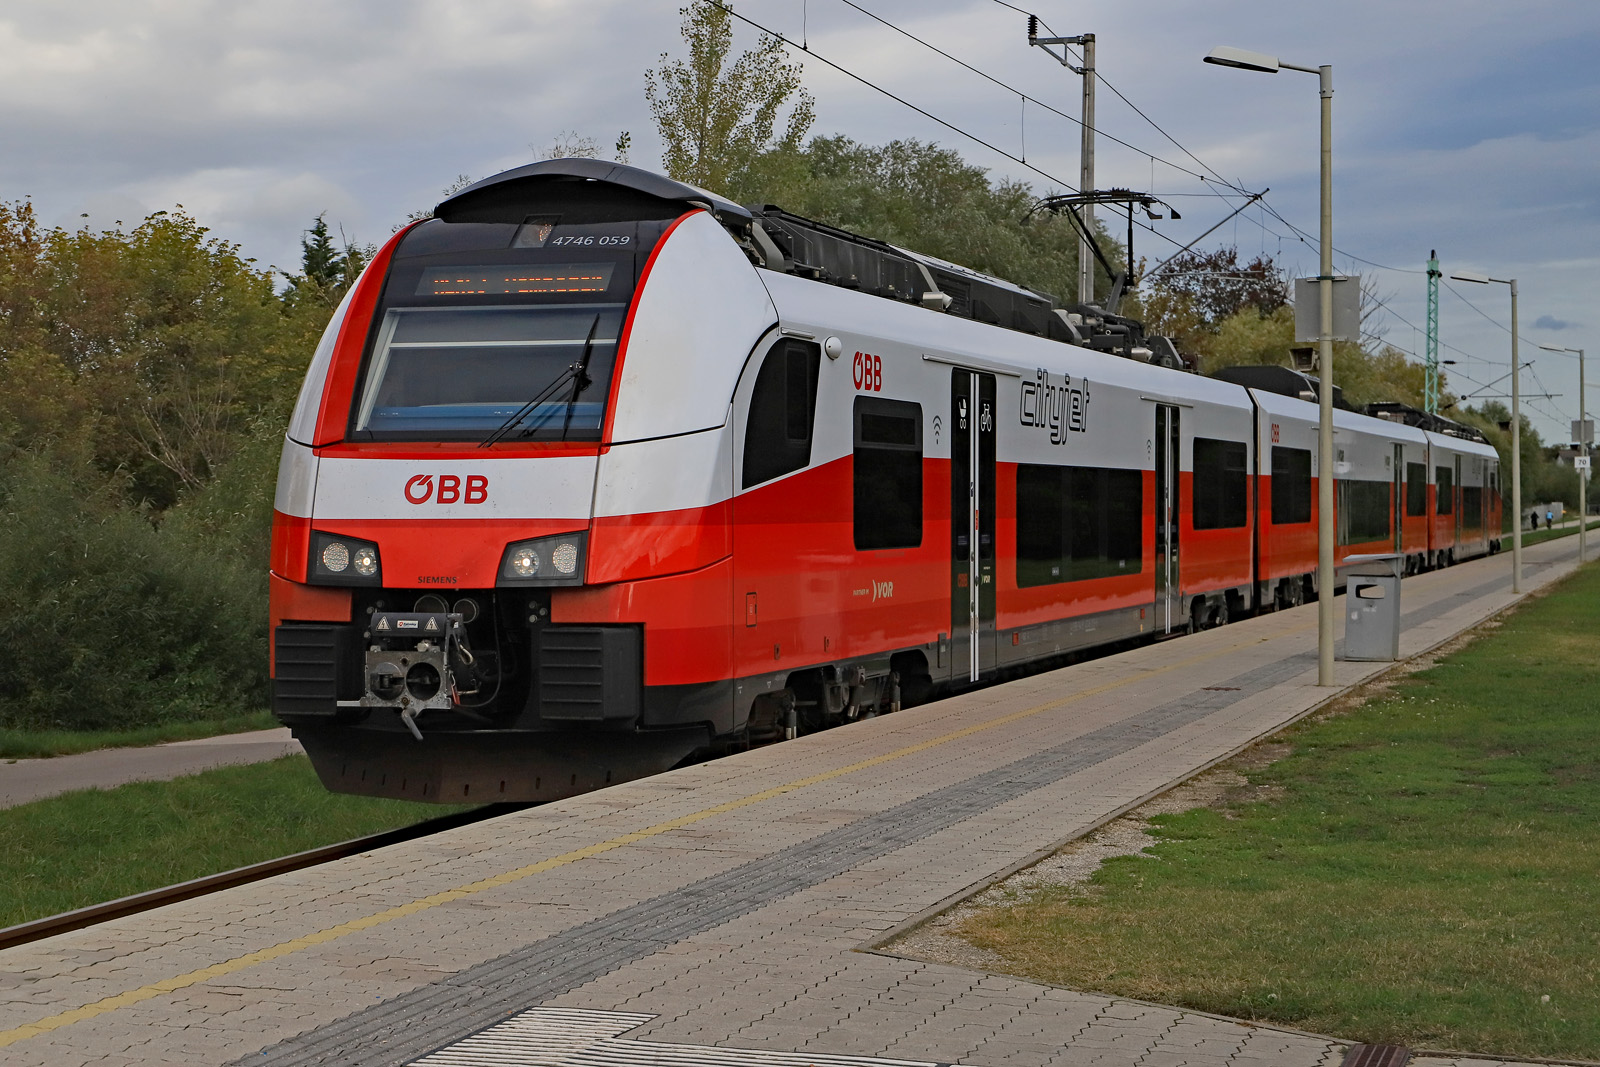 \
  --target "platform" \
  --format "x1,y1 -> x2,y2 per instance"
0,539 -> 1584,1067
